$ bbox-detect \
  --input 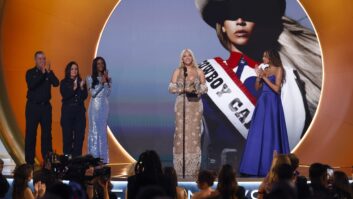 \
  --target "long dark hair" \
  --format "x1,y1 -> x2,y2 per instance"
216,164 -> 239,199
65,61 -> 81,81
91,56 -> 107,88
264,49 -> 286,82
12,164 -> 32,199
333,171 -> 353,198
163,167 -> 178,198
134,150 -> 163,176
197,170 -> 216,187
